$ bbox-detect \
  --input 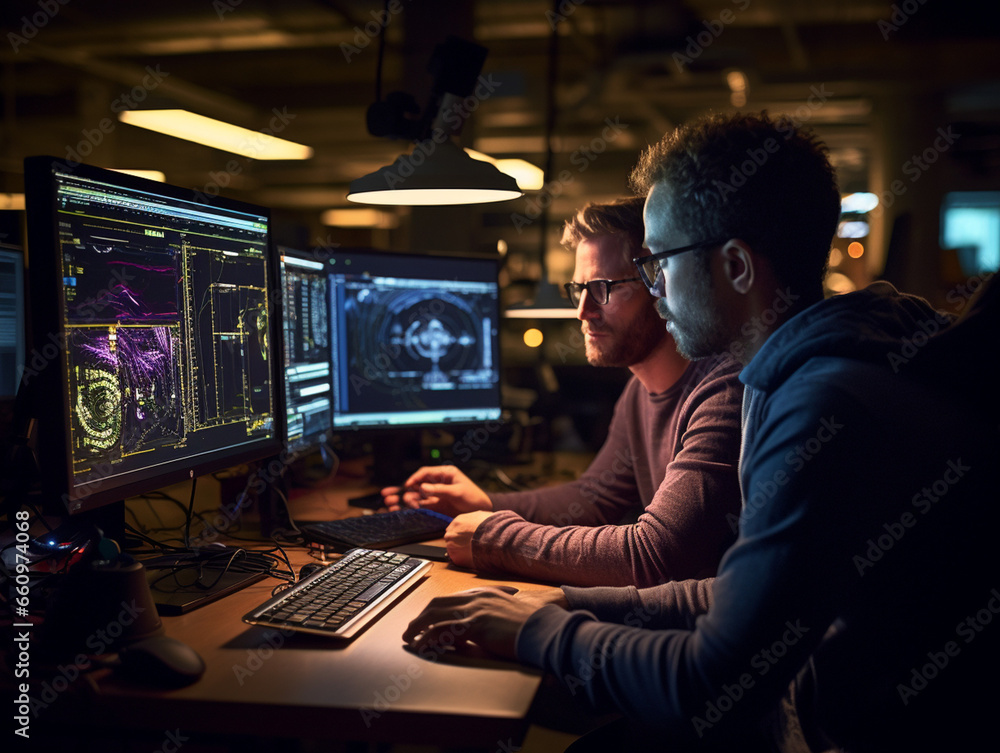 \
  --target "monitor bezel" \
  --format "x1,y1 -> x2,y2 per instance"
23,155 -> 284,516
